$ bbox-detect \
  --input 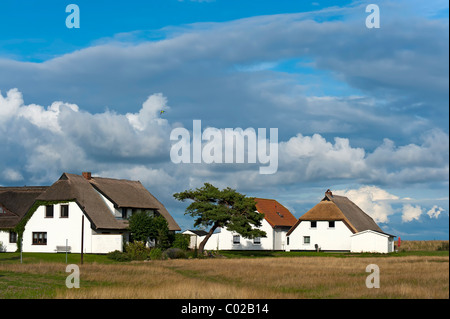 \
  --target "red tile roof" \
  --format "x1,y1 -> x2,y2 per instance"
254,198 -> 297,228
